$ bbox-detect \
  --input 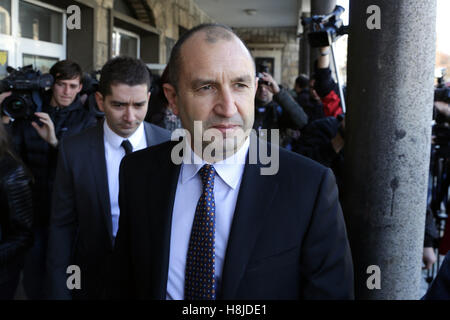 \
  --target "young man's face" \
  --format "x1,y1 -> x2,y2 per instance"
51,77 -> 83,107
256,82 -> 273,105
96,83 -> 149,138
163,31 -> 257,157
